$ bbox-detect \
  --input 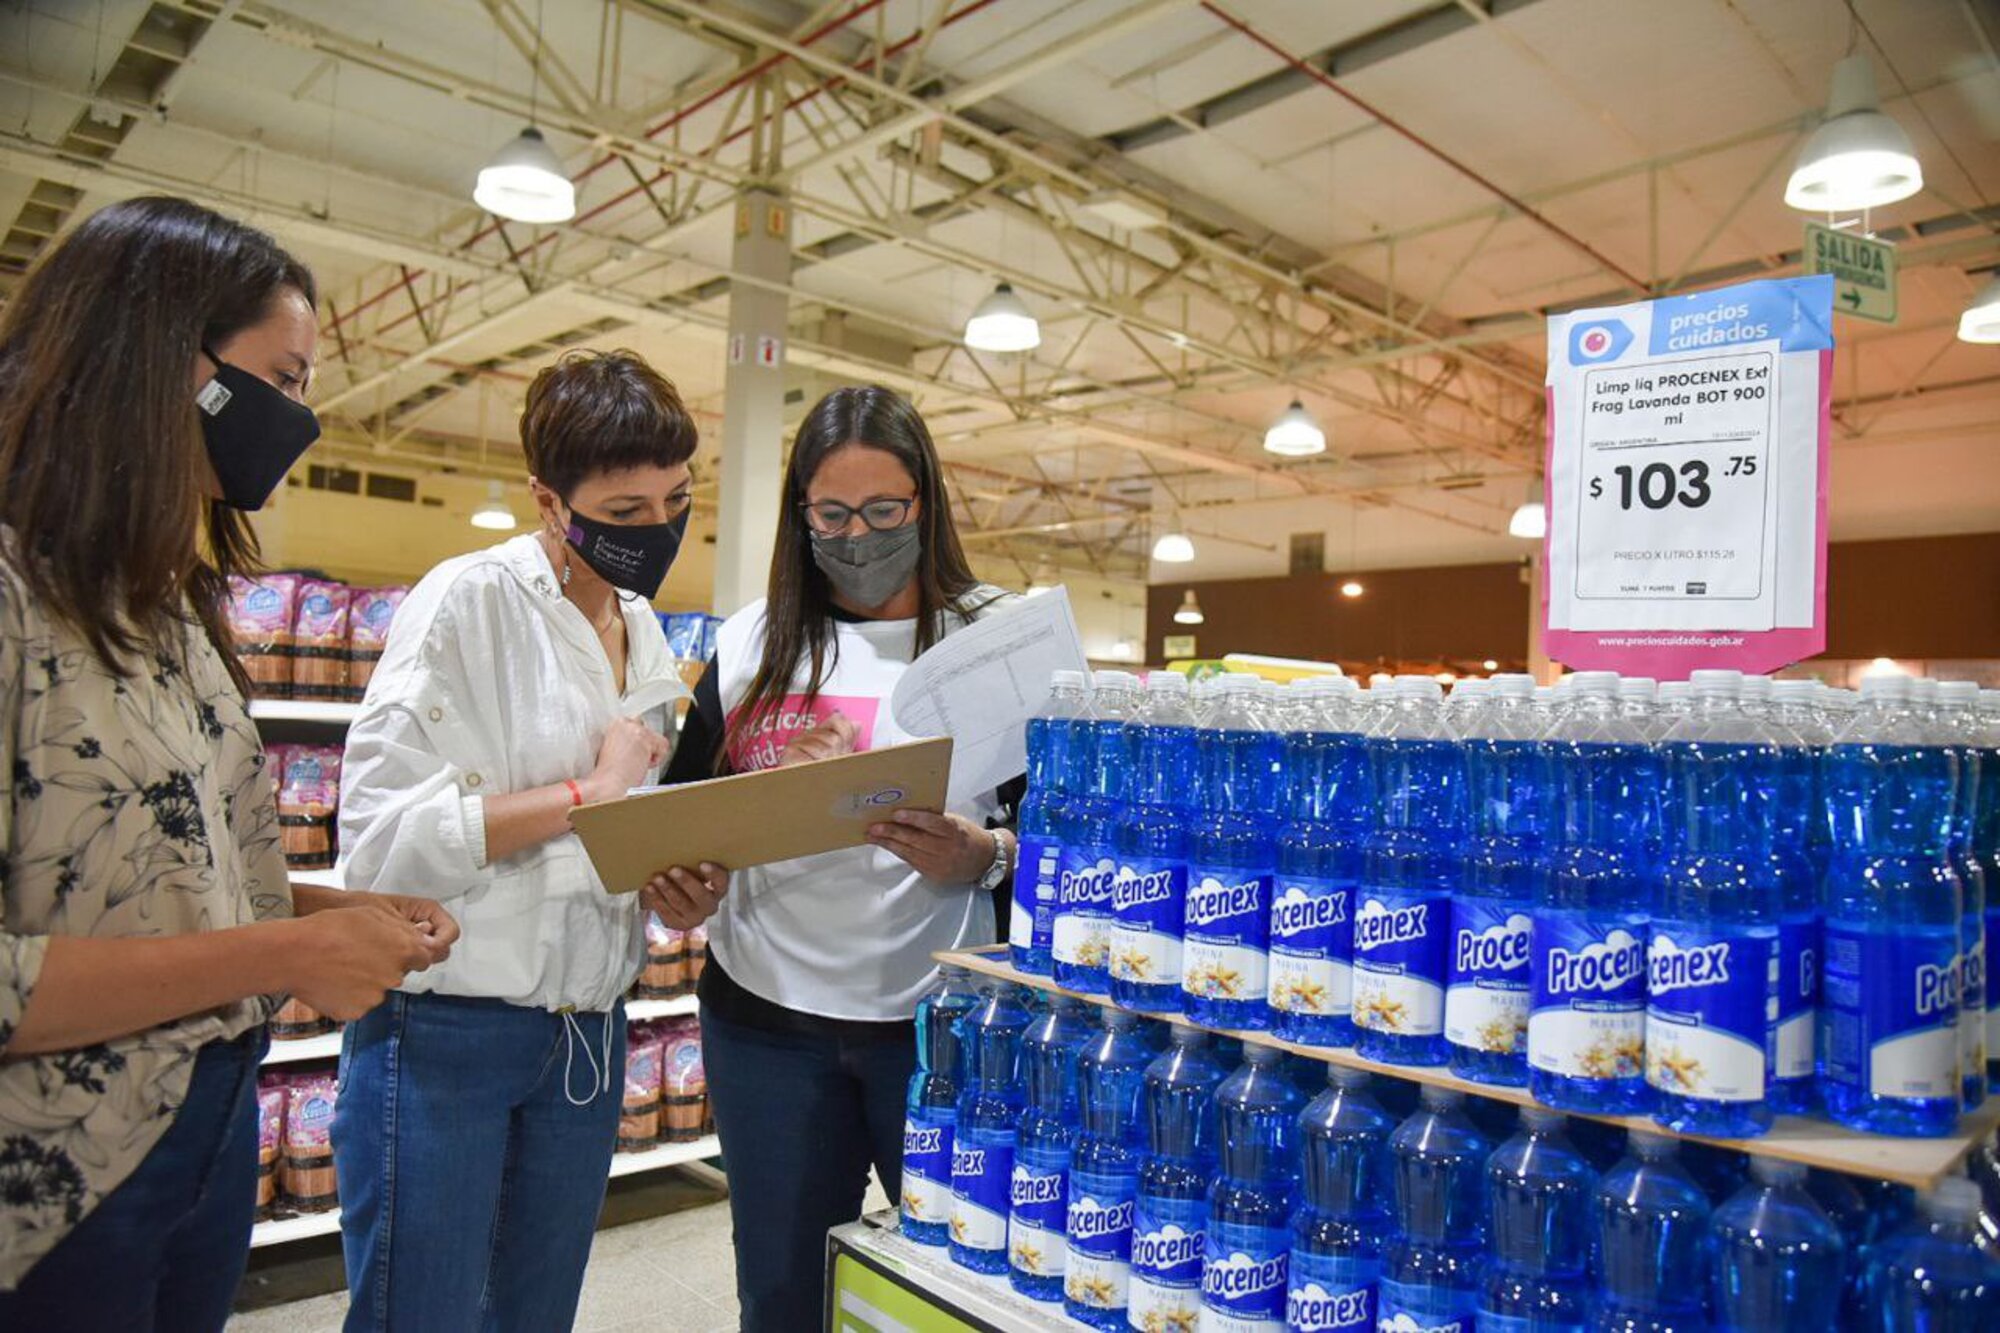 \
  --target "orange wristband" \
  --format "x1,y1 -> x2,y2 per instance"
564,779 -> 585,807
